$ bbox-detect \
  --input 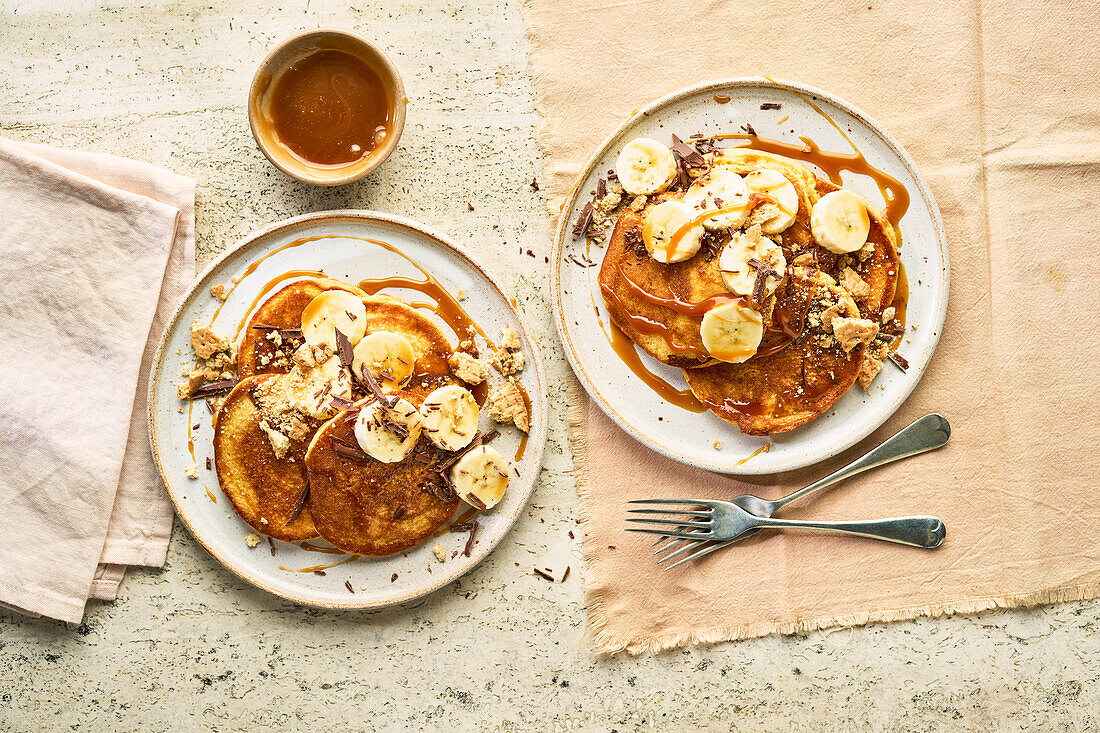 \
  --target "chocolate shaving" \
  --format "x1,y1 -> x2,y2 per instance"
250,323 -> 281,331
561,566 -> 570,582
345,580 -> 354,593
467,202 -> 474,211
747,257 -> 781,303
434,429 -> 500,474
463,521 -> 479,557
205,457 -> 211,470
888,352 -> 910,371
205,399 -> 217,415
334,328 -> 354,369
572,201 -> 594,238
595,177 -> 608,200
450,522 -> 475,532
344,310 -> 357,321
376,409 -> 410,440
313,570 -> 326,576
329,395 -> 355,410
670,134 -> 706,167
741,122 -> 757,136
530,177 -> 539,191
393,504 -> 407,520
268,536 -> 275,556
279,328 -> 303,340
760,102 -> 782,110
332,440 -> 373,462
191,379 -> 237,399
391,572 -> 398,582
533,568 -> 554,581
465,493 -> 487,511
675,157 -> 690,189
359,366 -> 397,409
285,481 -> 310,526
